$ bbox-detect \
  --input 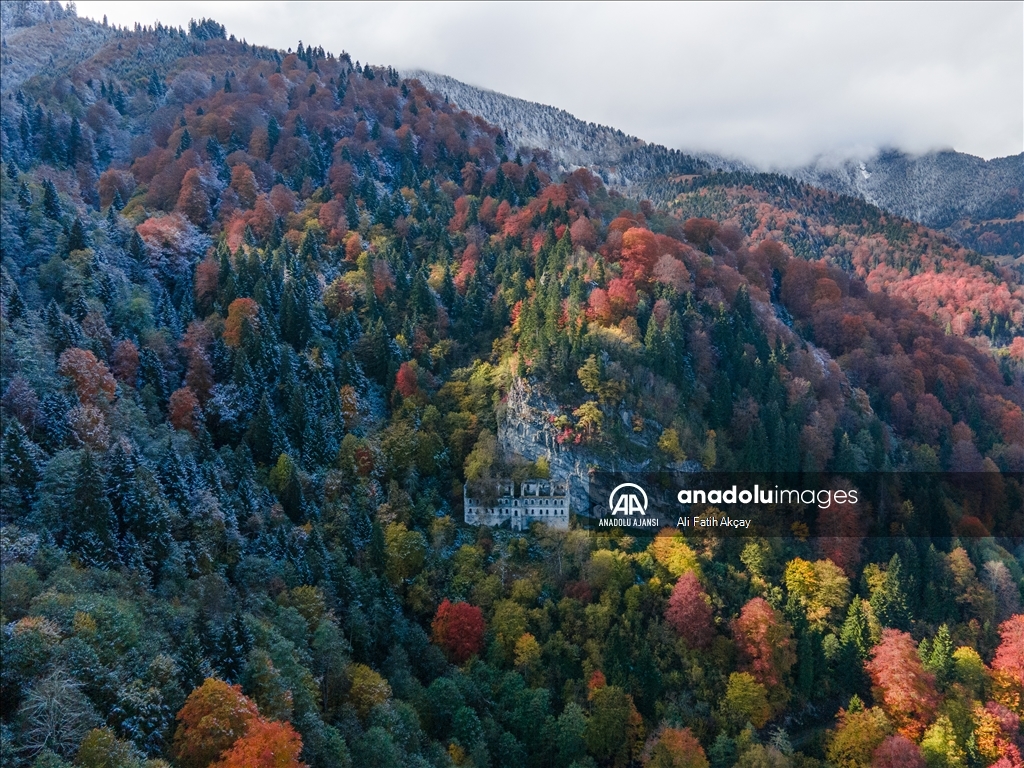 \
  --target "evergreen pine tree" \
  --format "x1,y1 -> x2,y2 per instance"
128,230 -> 148,281
923,624 -> 954,690
176,630 -> 212,693
139,347 -> 169,407
155,287 -> 181,334
836,599 -> 870,695
67,117 -> 82,165
106,438 -> 173,569
345,193 -> 360,229
159,443 -> 197,515
643,316 -> 664,370
39,391 -> 74,451
18,181 -> 32,209
336,72 -> 348,103
267,116 -> 281,154
247,393 -> 288,465
67,450 -> 118,567
147,70 -> 164,98
305,524 -> 333,585
870,554 -> 910,629
68,218 -> 89,251
279,278 -> 313,348
214,613 -> 252,683
176,128 -> 192,158
2,279 -> 27,321
42,178 -> 61,219
0,421 -> 44,519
